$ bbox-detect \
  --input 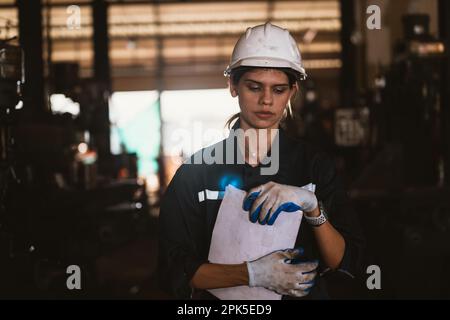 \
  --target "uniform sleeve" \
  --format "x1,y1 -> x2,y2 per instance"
158,164 -> 208,299
311,152 -> 365,278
